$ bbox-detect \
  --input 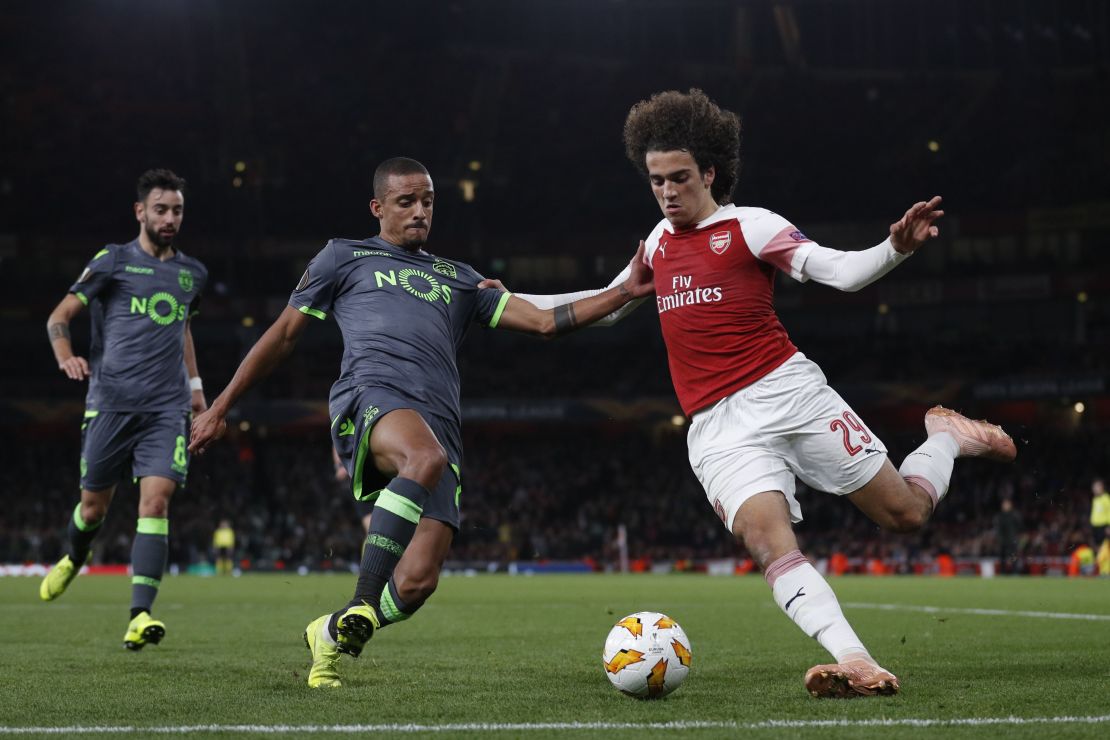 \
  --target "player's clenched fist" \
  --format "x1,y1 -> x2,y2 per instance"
189,408 -> 227,455
58,356 -> 90,380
